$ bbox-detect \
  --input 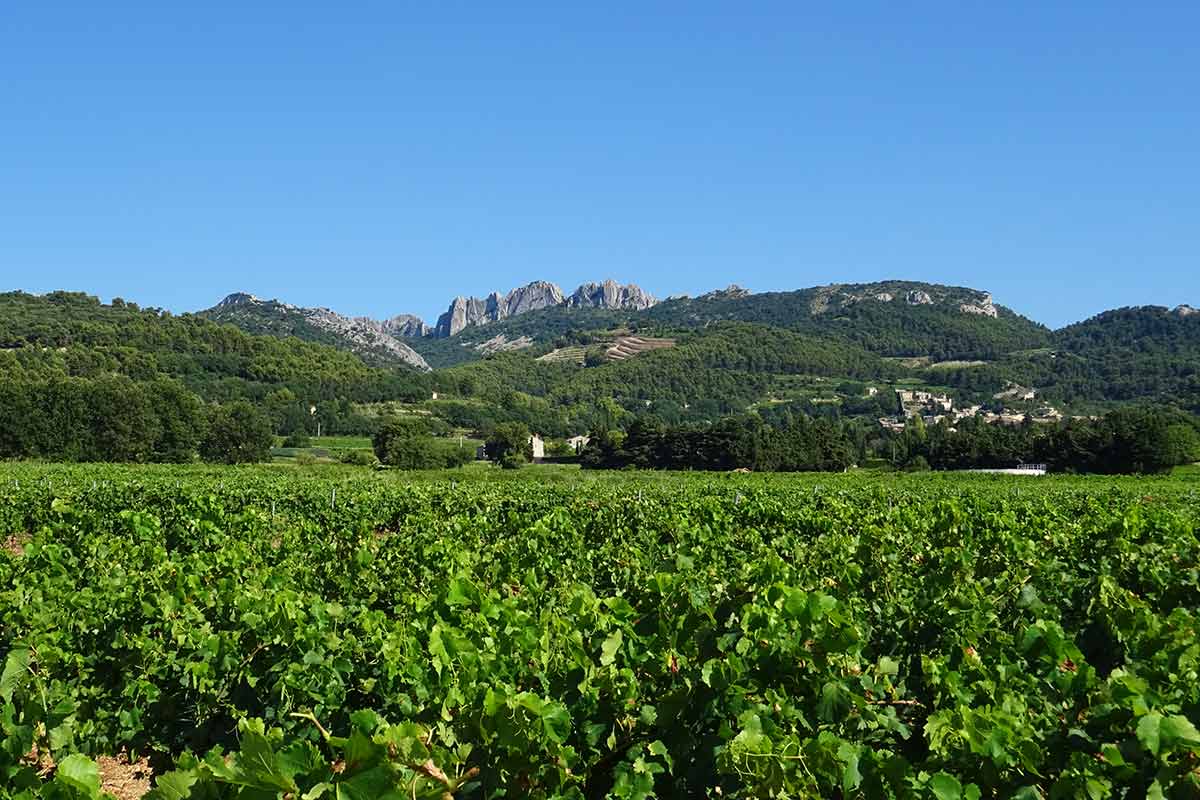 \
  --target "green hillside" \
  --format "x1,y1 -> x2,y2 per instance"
203,281 -> 1052,369
3,288 -> 1198,465
0,291 -> 429,403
